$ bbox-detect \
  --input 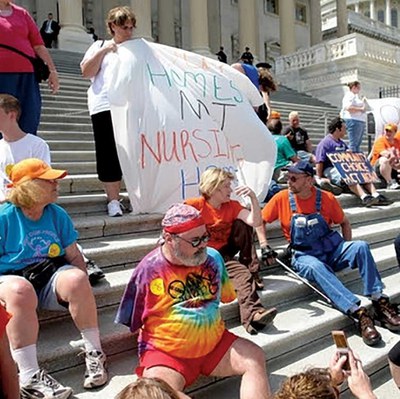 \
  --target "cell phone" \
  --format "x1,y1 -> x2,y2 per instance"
331,330 -> 350,370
